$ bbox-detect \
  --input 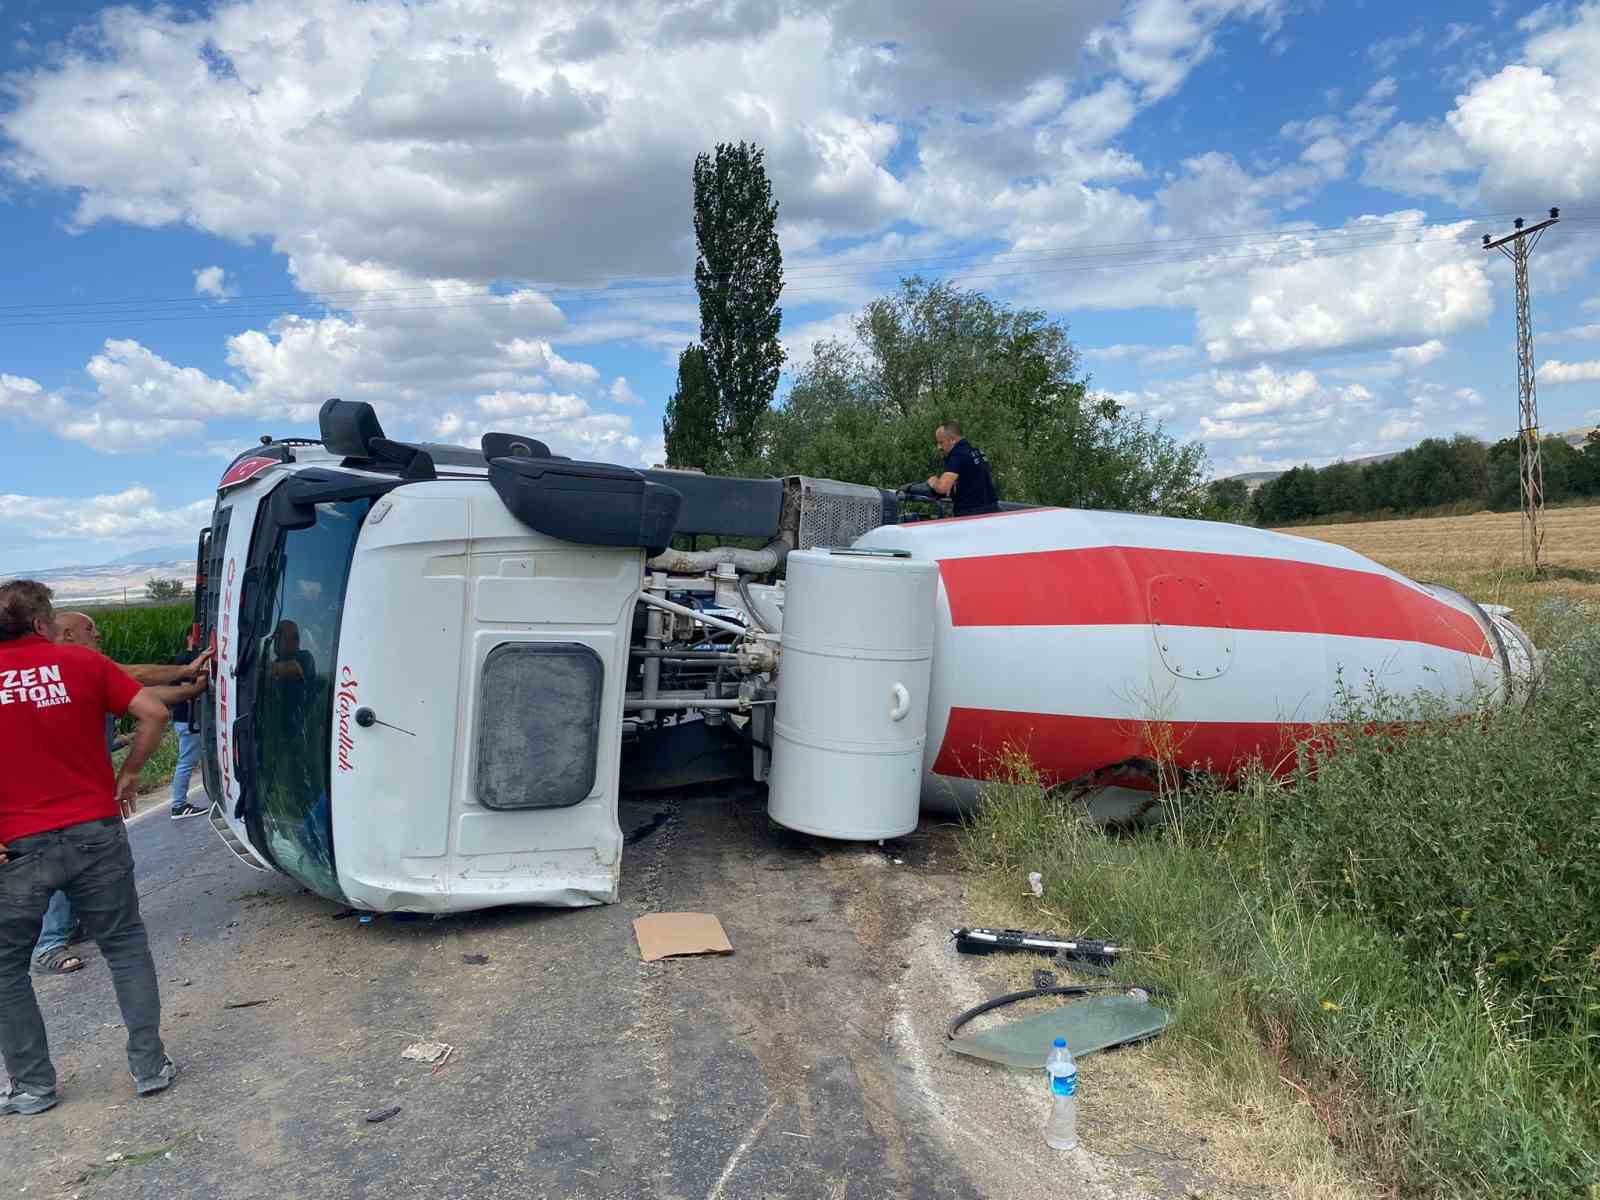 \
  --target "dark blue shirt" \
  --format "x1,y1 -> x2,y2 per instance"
943,440 -> 999,516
